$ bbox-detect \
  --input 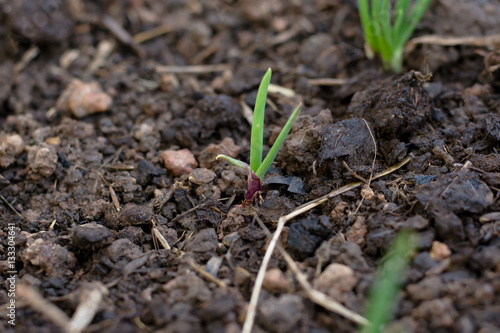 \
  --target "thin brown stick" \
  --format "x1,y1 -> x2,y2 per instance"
363,118 -> 377,187
191,37 -> 221,65
133,24 -> 174,44
170,203 -> 206,223
109,185 -> 120,211
240,101 -> 254,125
308,78 -> 347,86
1,194 -> 25,220
187,257 -> 227,288
353,119 -> 378,214
13,45 -> 39,75
242,214 -> 287,333
99,14 -> 144,58
85,40 -> 115,76
152,226 -> 171,250
241,157 -> 411,333
253,215 -> 369,326
67,282 -> 108,333
268,83 -> 296,97
405,33 -> 500,55
408,33 -> 500,47
156,64 -> 231,74
343,161 -> 368,184
285,156 -> 412,222
18,284 -> 72,332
